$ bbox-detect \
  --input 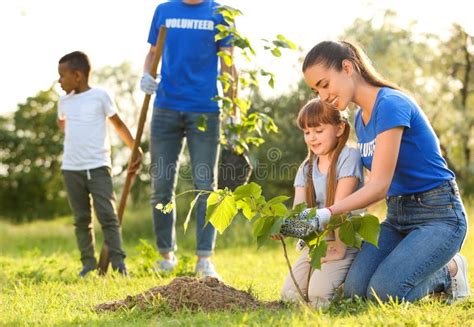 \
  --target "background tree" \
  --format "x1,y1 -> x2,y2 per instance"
434,24 -> 474,191
0,87 -> 67,222
2,11 -> 473,222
